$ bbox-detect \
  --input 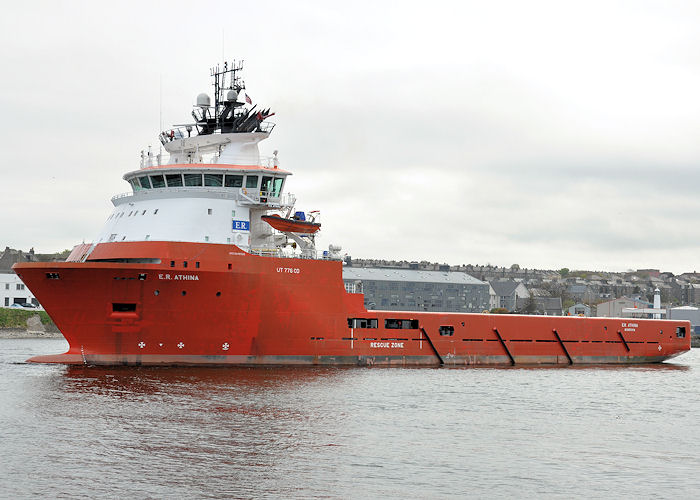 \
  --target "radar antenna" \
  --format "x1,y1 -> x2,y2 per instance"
211,60 -> 246,131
